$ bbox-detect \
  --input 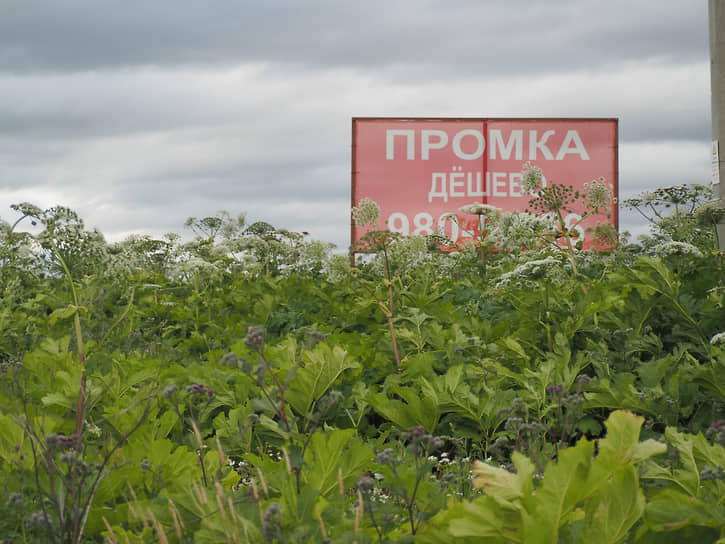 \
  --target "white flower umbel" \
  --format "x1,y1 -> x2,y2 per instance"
351,198 -> 381,228
367,235 -> 428,276
521,162 -> 544,194
650,241 -> 703,258
711,332 -> 725,345
487,211 -> 554,252
584,177 -> 615,211
495,255 -> 564,288
458,202 -> 502,216
171,256 -> 223,281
